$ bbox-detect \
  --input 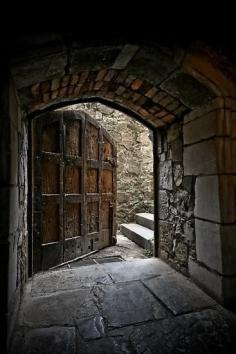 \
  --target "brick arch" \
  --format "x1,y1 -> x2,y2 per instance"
20,68 -> 189,128
13,41 -> 236,128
